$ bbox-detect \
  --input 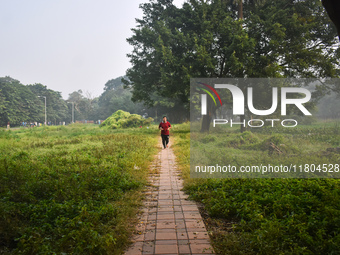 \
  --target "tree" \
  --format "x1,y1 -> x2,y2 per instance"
124,1 -> 191,112
66,90 -> 97,121
97,76 -> 145,120
0,77 -> 42,126
0,89 -> 5,116
322,0 -> 340,40
27,84 -> 68,124
126,0 -> 340,131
